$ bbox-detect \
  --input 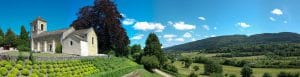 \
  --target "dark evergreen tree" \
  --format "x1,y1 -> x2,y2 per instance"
0,27 -> 4,46
70,0 -> 130,56
4,28 -> 17,47
16,25 -> 30,51
131,44 -> 142,55
241,64 -> 253,77
143,33 -> 167,67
